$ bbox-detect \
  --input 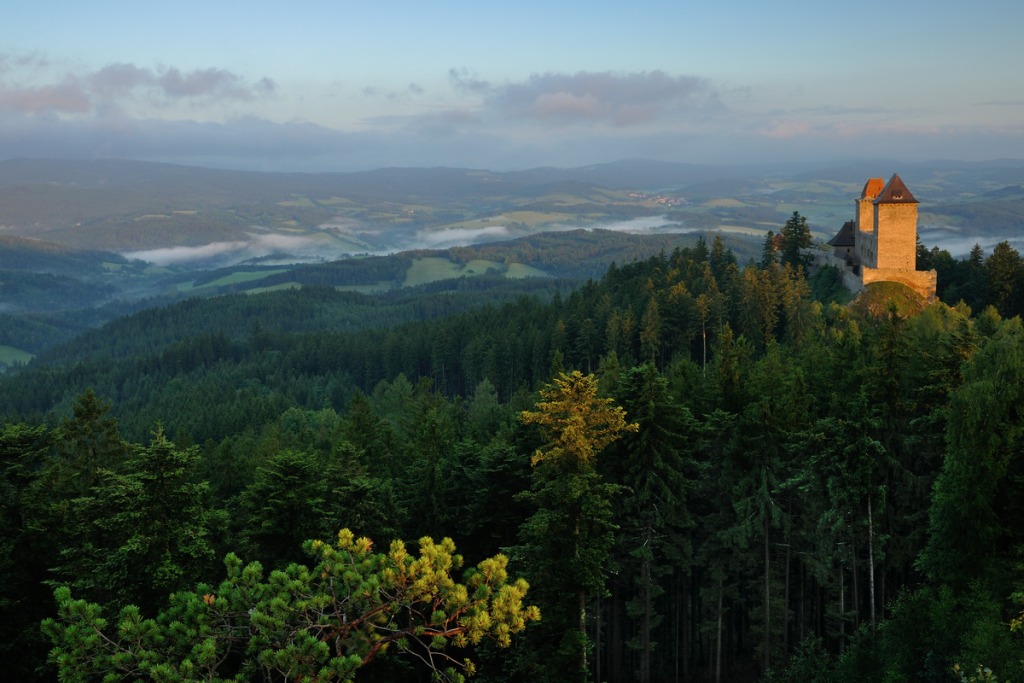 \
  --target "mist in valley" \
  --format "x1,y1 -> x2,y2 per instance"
118,215 -> 709,269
